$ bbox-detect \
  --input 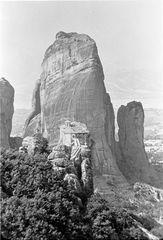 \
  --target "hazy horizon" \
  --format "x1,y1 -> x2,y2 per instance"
0,1 -> 163,109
